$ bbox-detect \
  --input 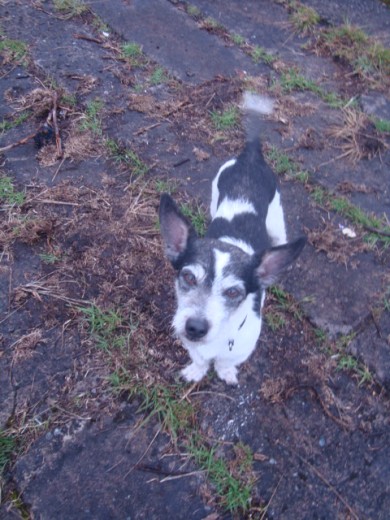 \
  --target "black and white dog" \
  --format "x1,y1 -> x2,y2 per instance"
159,94 -> 305,384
